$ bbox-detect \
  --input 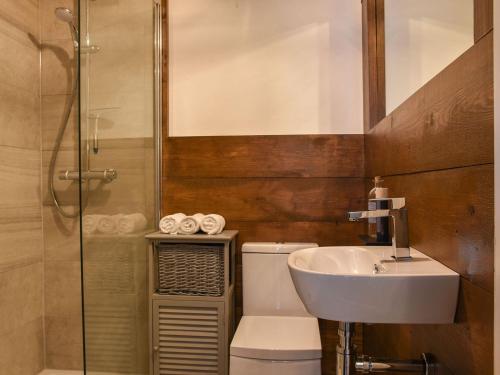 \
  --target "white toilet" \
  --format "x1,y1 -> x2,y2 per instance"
230,243 -> 322,375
